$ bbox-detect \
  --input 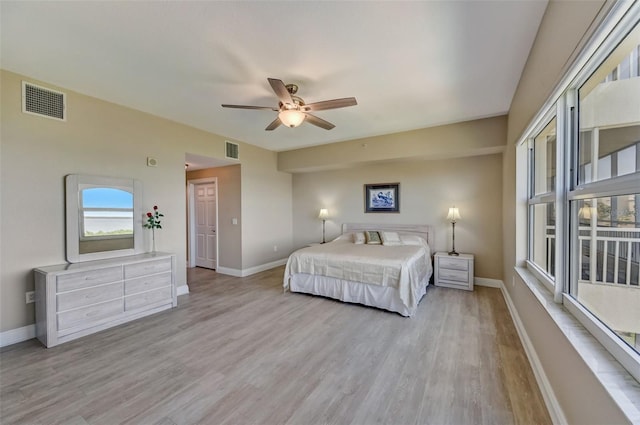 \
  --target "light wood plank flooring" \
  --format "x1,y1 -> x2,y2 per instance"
1,266 -> 551,425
